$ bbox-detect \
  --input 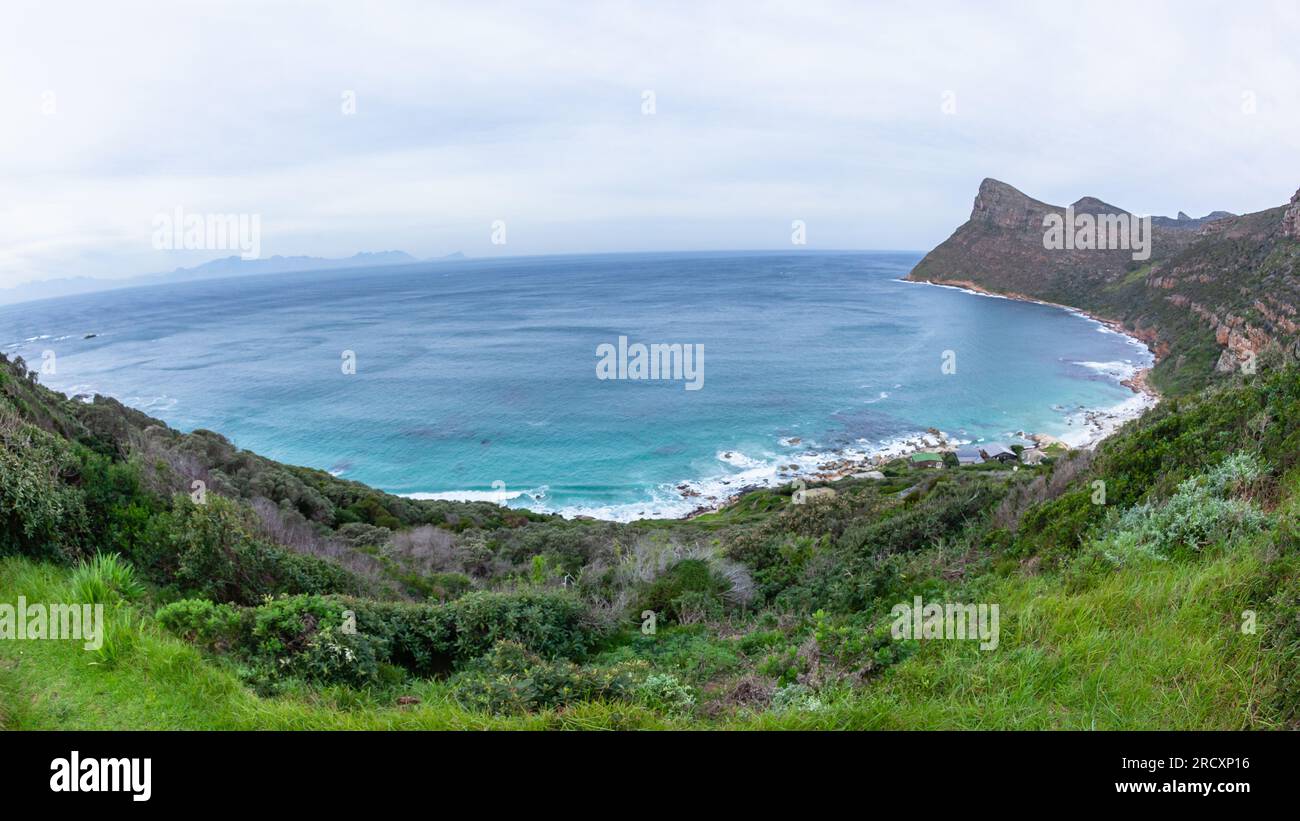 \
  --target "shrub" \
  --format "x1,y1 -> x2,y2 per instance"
159,594 -> 383,687
426,572 -> 472,602
248,595 -> 347,658
159,588 -> 601,688
1014,368 -> 1300,558
737,629 -> 786,655
757,644 -> 809,686
451,640 -> 645,714
770,683 -> 825,713
636,673 -> 696,714
811,609 -> 913,677
346,589 -> 598,674
282,624 -> 384,688
0,408 -> 88,560
142,497 -> 360,604
1065,454 -> 1272,590
250,596 -> 381,687
339,598 -> 455,677
70,553 -> 145,604
442,590 -> 596,660
1095,453 -> 1269,562
636,559 -> 729,624
155,598 -> 248,650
